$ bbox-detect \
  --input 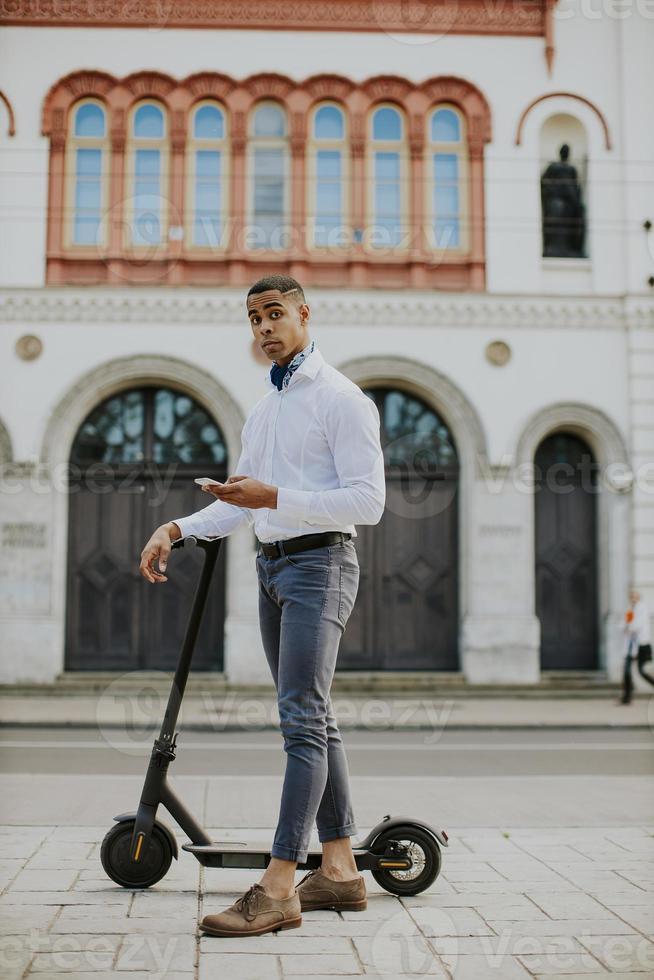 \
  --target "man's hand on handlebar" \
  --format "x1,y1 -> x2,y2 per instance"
140,522 -> 181,584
